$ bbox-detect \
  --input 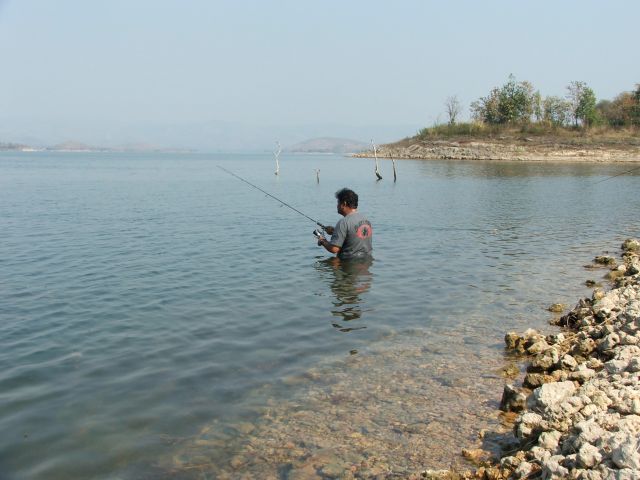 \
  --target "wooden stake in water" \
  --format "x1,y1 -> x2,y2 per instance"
390,151 -> 397,182
274,141 -> 281,176
371,140 -> 382,181
315,169 -> 320,183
